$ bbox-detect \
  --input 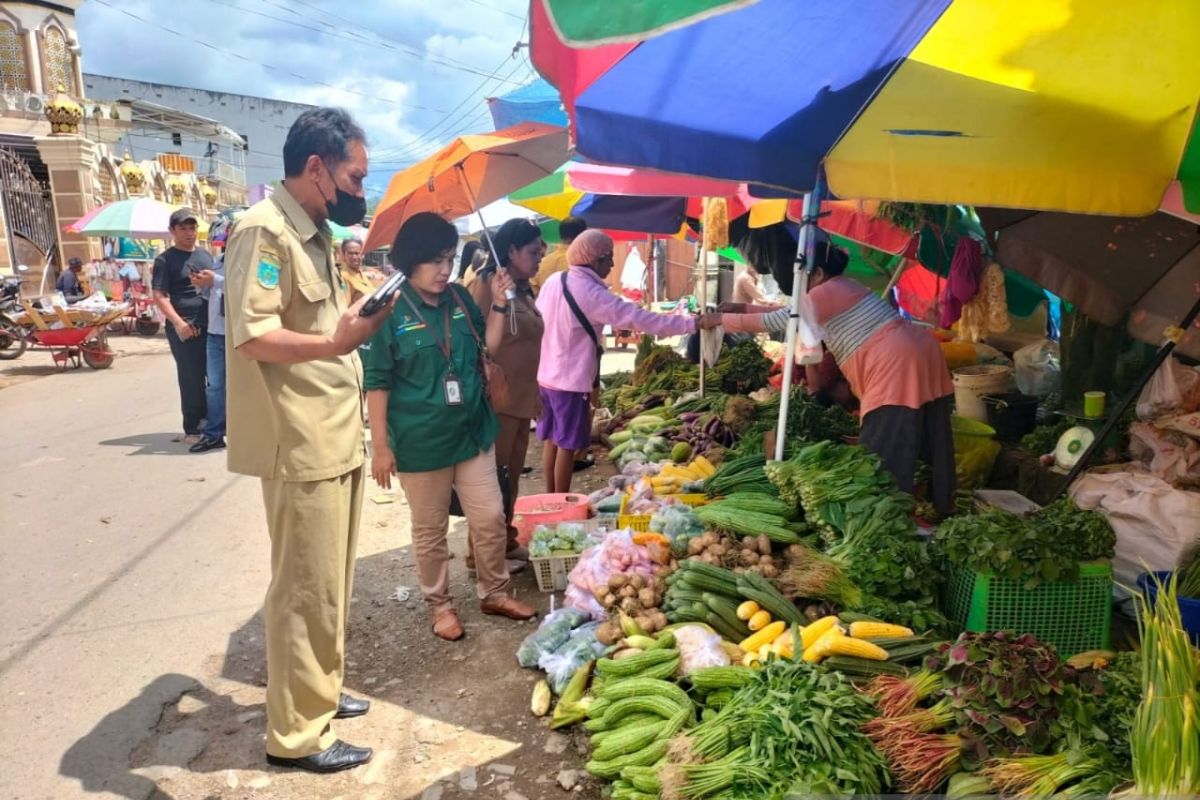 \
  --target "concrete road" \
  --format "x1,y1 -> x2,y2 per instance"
0,335 -> 636,800
0,336 -> 271,798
